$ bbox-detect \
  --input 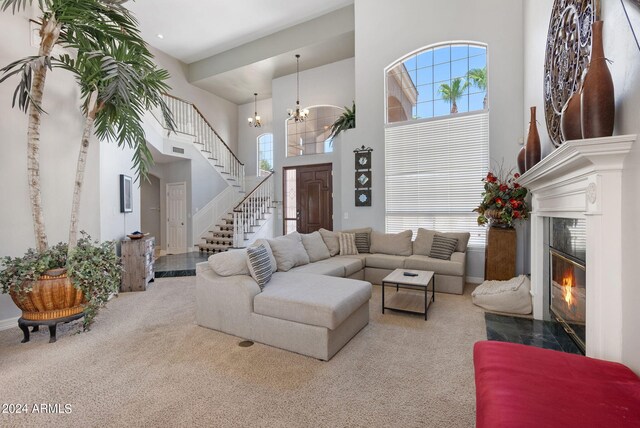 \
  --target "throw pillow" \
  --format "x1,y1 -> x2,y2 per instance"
207,249 -> 249,276
370,230 -> 413,256
339,233 -> 359,255
429,234 -> 459,260
267,232 -> 310,272
246,245 -> 272,289
354,232 -> 370,253
413,228 -> 470,255
318,228 -> 341,256
251,239 -> 277,273
301,231 -> 331,262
